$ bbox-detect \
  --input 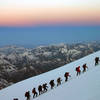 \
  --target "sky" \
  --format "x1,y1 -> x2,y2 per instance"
0,0 -> 100,26
0,0 -> 100,47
